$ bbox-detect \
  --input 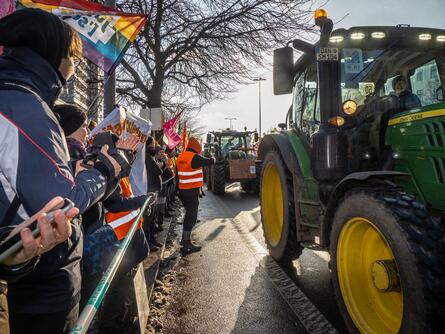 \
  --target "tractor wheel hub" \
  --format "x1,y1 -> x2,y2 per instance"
371,260 -> 400,292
